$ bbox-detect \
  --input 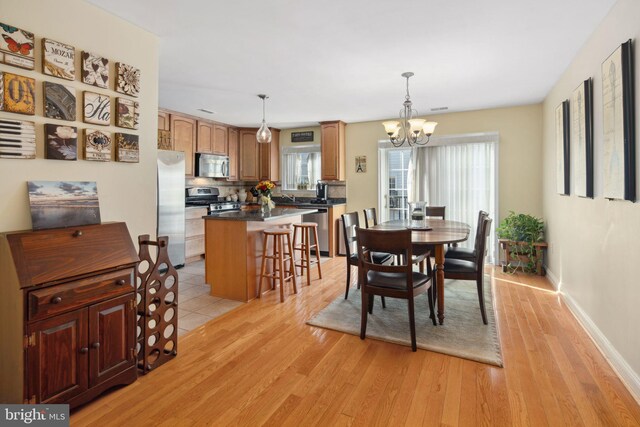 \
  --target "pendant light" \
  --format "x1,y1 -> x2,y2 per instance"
256,94 -> 272,144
